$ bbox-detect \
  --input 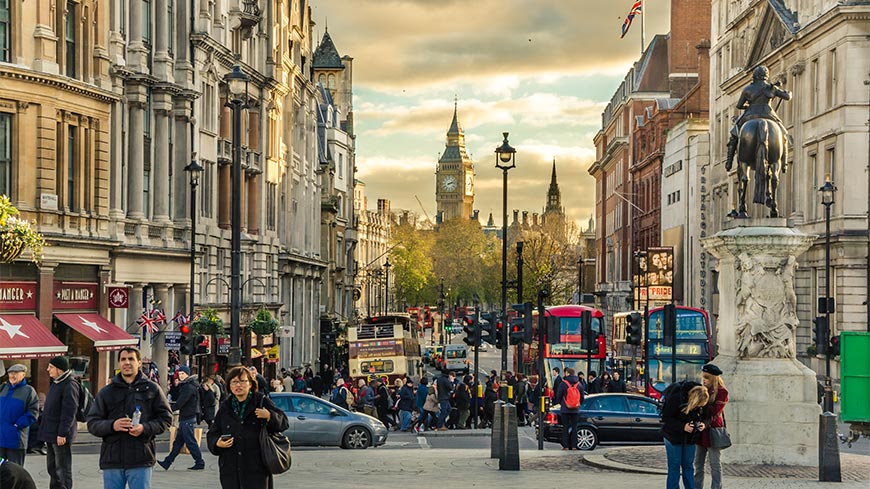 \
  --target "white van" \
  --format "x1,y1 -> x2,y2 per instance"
443,345 -> 469,375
